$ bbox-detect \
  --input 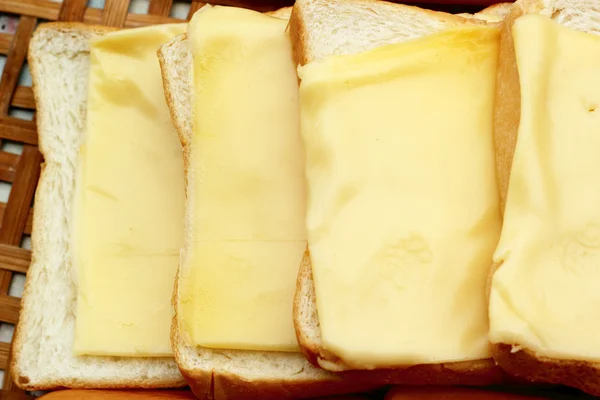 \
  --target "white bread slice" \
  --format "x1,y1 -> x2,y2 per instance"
288,0 -> 506,385
11,23 -> 185,390
490,0 -> 600,395
158,6 -> 382,400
